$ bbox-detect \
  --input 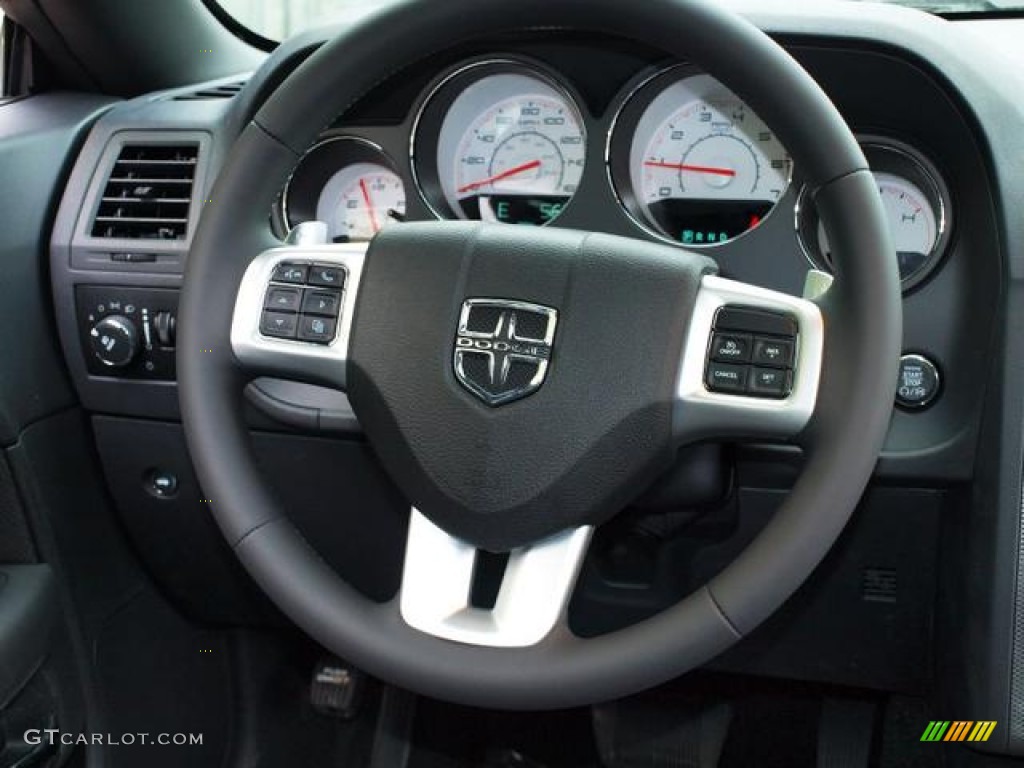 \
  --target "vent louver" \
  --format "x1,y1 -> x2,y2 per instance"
91,144 -> 199,240
173,81 -> 245,100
